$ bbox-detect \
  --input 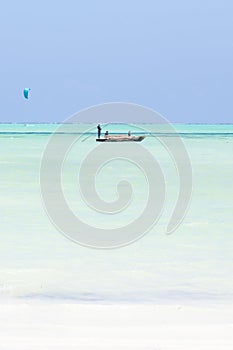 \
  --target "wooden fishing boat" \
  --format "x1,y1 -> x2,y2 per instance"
96,135 -> 146,142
